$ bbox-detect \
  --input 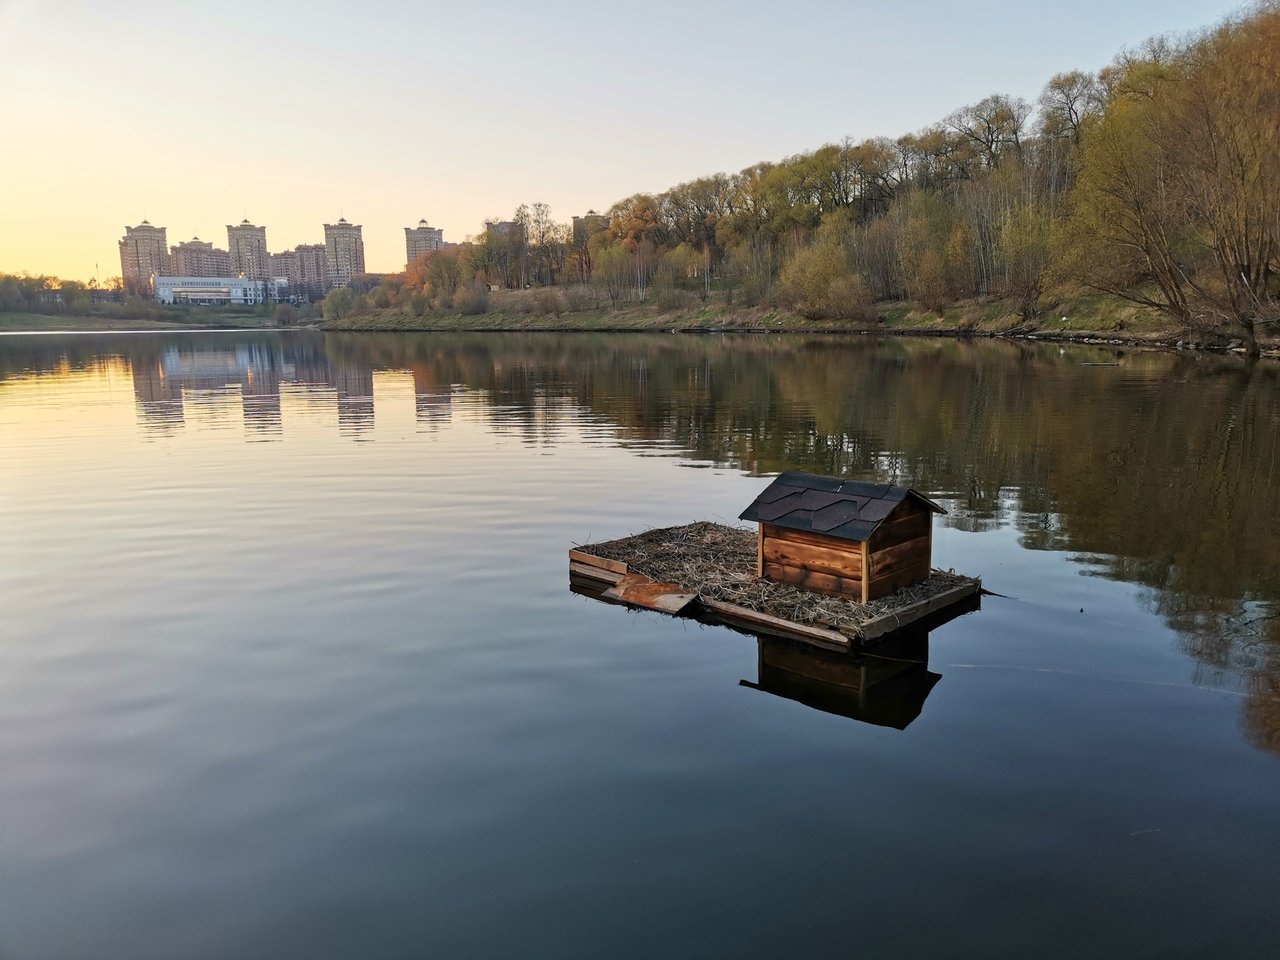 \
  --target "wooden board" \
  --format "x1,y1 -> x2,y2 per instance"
762,522 -> 864,551
700,599 -> 851,652
869,535 -> 931,584
763,561 -> 863,600
868,507 -> 931,551
867,560 -> 932,600
569,550 -> 628,575
569,560 -> 625,586
858,580 -> 981,641
762,536 -> 862,580
603,573 -> 698,614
